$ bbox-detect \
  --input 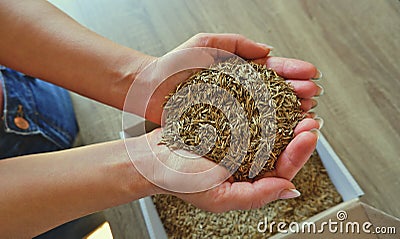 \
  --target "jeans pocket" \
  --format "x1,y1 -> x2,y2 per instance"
0,68 -> 78,154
